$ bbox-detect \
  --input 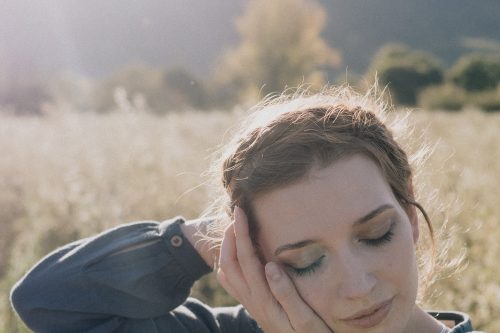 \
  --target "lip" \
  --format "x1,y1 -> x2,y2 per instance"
340,297 -> 393,329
